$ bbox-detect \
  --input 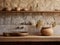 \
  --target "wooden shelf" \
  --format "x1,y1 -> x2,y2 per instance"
0,36 -> 60,42
0,11 -> 60,13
